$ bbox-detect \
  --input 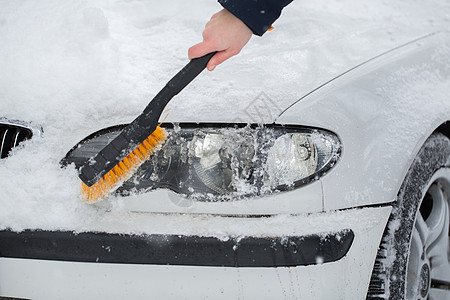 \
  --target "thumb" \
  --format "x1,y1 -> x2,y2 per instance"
207,48 -> 236,71
188,42 -> 217,60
